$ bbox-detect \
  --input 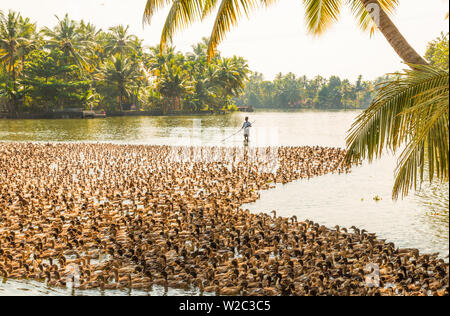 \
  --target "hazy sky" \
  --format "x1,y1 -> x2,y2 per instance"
1,0 -> 448,81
